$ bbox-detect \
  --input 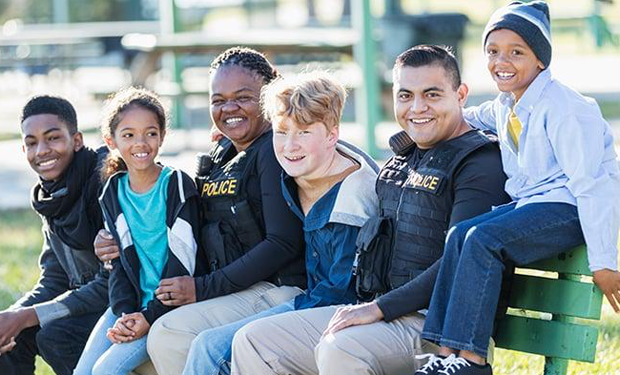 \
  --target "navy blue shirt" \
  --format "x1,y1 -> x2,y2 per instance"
281,175 -> 359,310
